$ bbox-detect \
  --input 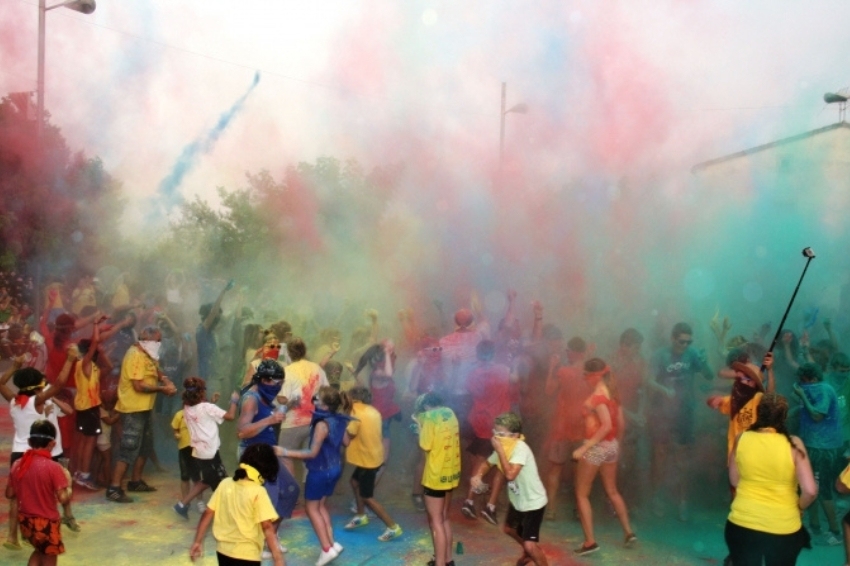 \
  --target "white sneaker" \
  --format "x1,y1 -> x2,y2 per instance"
196,500 -> 207,513
261,544 -> 288,559
332,542 -> 343,554
316,547 -> 339,566
279,543 -> 288,554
